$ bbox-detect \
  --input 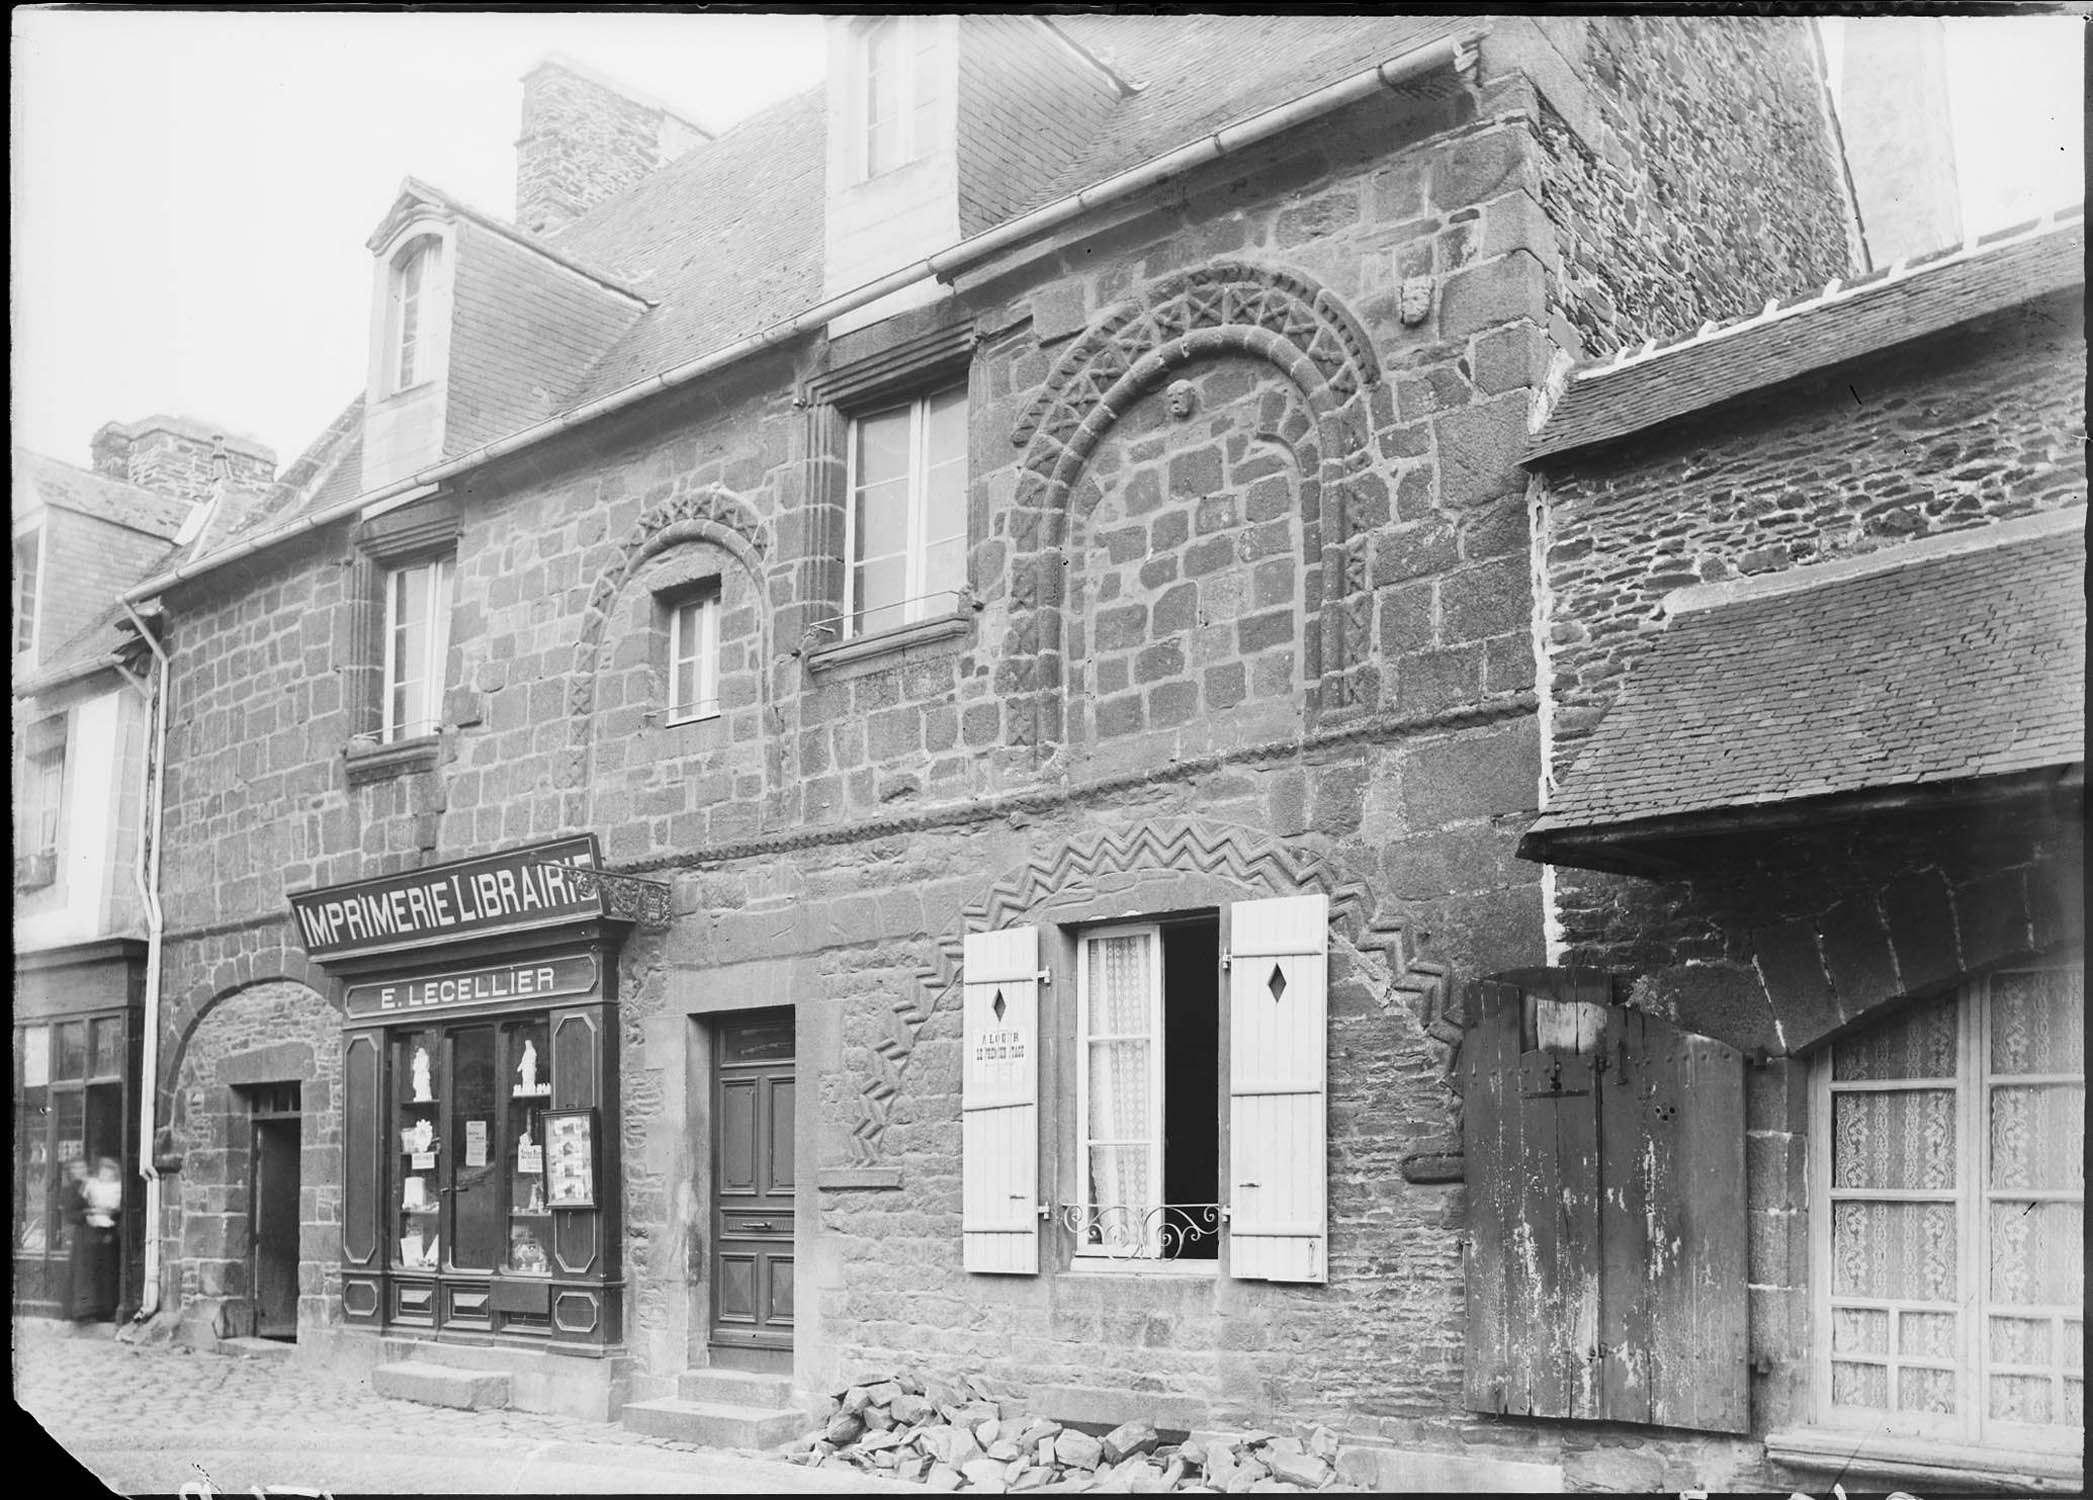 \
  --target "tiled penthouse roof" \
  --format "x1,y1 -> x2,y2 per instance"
1529,513 -> 2087,838
1529,207 -> 2087,461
